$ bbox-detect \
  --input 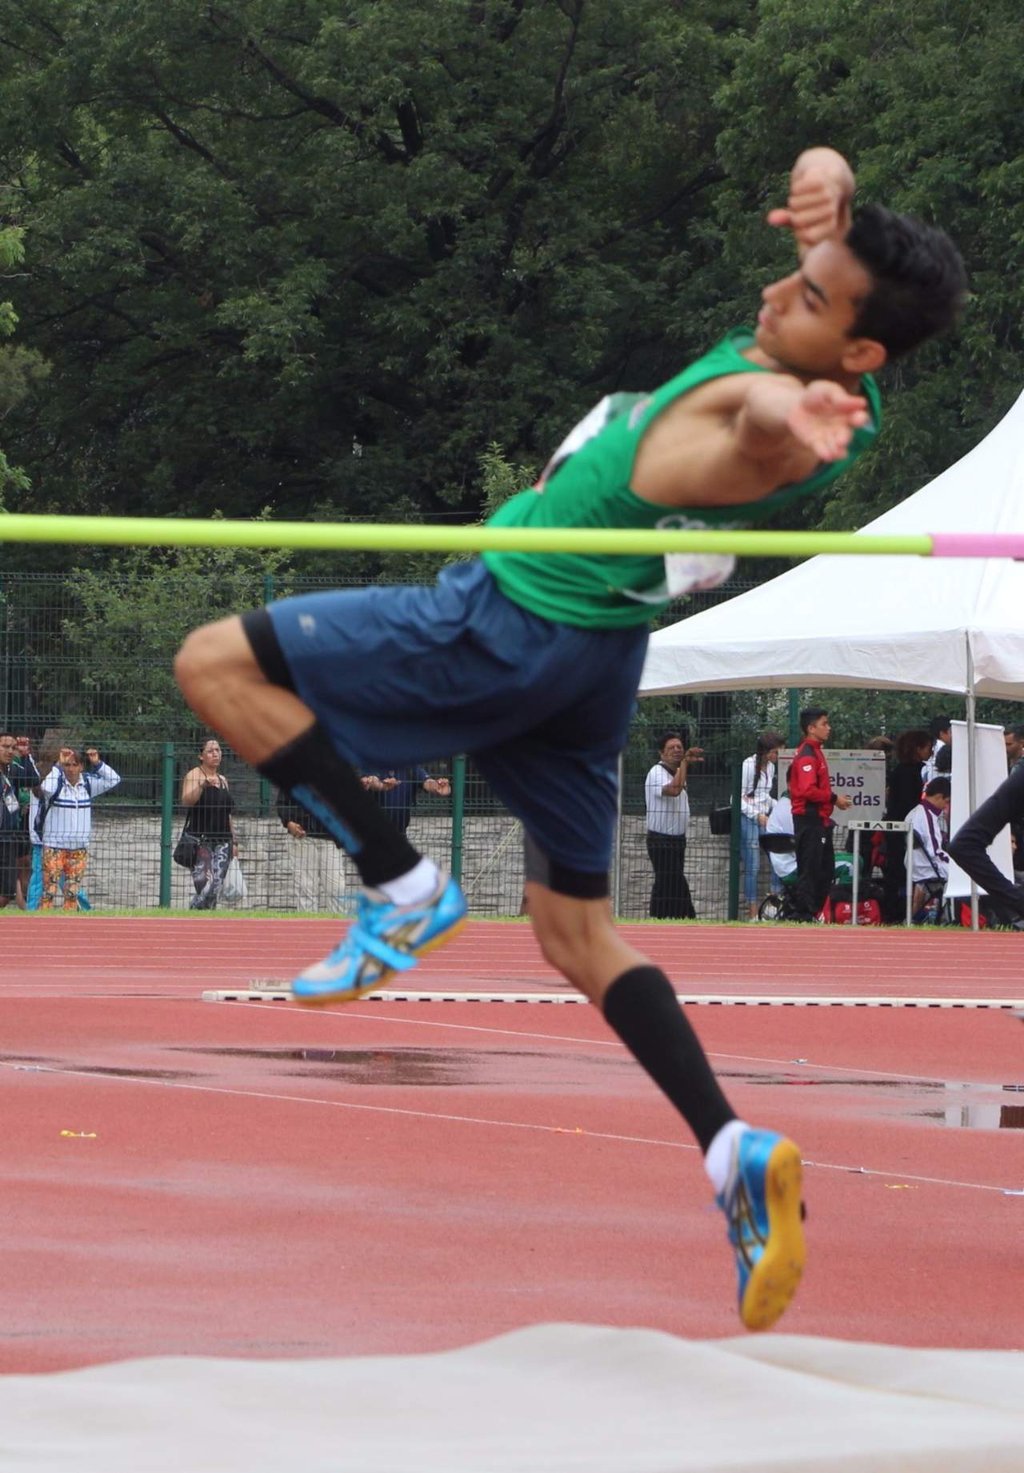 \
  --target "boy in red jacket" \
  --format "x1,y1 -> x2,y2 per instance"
788,708 -> 852,920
